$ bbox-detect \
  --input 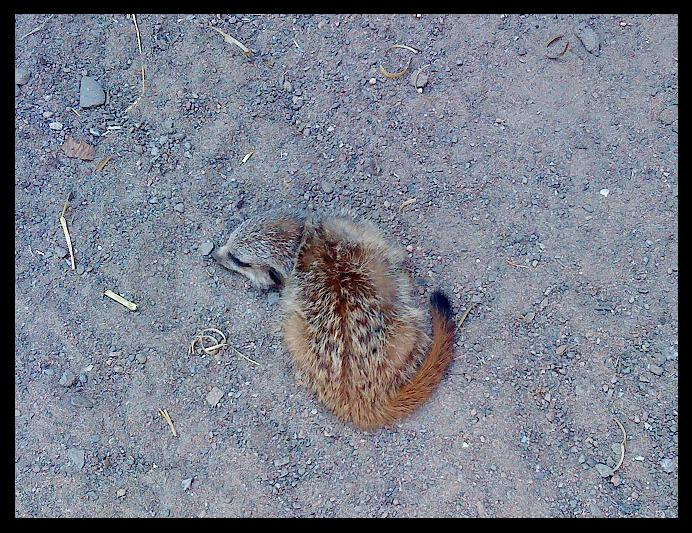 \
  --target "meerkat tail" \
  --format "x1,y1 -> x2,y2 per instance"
369,290 -> 455,428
